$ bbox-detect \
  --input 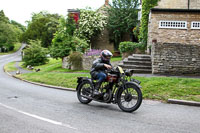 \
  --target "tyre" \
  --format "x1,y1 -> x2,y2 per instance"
77,81 -> 93,104
117,83 -> 142,112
